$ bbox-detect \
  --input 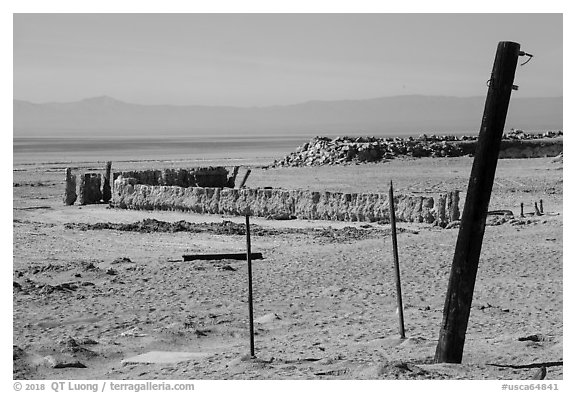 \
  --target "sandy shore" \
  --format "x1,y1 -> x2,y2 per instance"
12,155 -> 563,380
